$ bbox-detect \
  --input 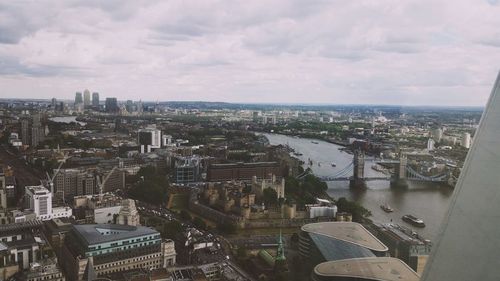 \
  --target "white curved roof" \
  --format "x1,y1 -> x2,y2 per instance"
301,222 -> 388,252
314,257 -> 420,281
